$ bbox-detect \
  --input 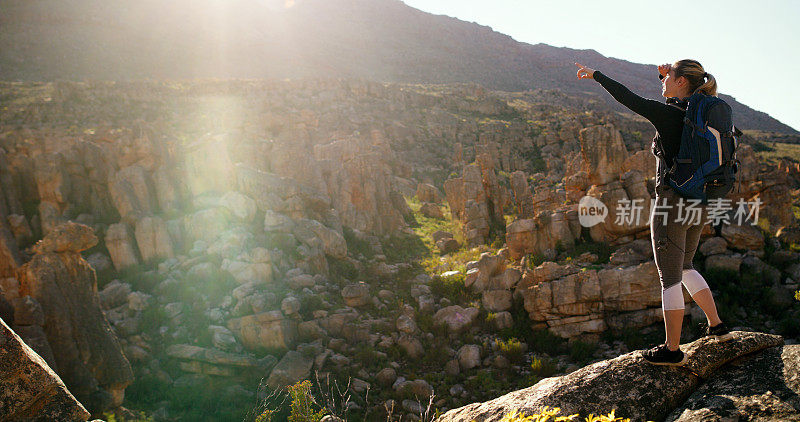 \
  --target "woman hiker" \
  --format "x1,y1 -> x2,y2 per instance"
574,59 -> 732,365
